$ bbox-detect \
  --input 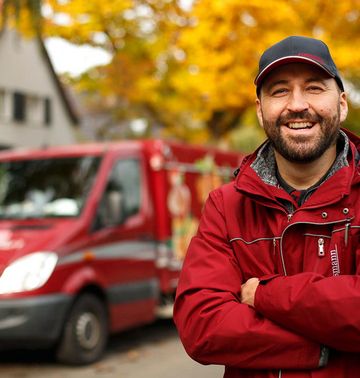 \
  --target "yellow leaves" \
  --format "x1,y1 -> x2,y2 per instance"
1,1 -> 41,36
332,42 -> 360,77
44,0 -> 134,48
7,0 -> 358,144
48,0 -> 133,22
170,0 -> 360,140
100,51 -> 154,102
